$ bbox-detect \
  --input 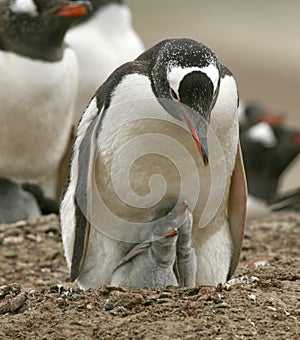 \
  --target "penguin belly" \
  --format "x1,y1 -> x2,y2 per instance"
0,48 -> 78,197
